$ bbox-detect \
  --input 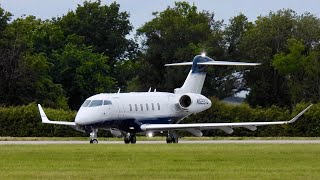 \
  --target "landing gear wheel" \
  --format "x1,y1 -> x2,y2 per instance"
172,137 -> 178,143
166,137 -> 172,143
124,138 -> 130,144
124,133 -> 136,144
130,135 -> 136,144
89,128 -> 98,144
166,131 -> 179,144
90,139 -> 98,144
